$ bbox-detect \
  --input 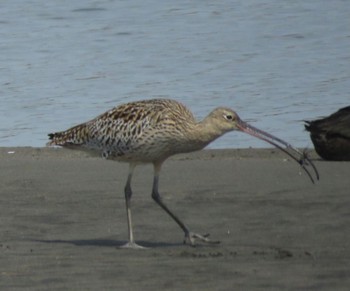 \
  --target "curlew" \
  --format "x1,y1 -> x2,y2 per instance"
47,98 -> 319,248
